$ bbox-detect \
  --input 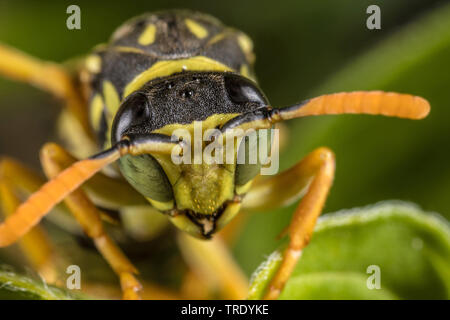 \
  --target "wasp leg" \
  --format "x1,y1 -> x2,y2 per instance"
0,158 -> 58,282
36,140 -> 147,210
177,232 -> 248,299
217,210 -> 250,246
0,44 -> 91,137
242,147 -> 335,299
179,270 -> 212,300
40,143 -> 142,300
